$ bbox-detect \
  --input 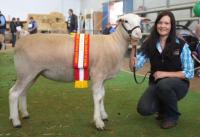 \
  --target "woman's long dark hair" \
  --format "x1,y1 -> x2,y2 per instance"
140,10 -> 176,58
